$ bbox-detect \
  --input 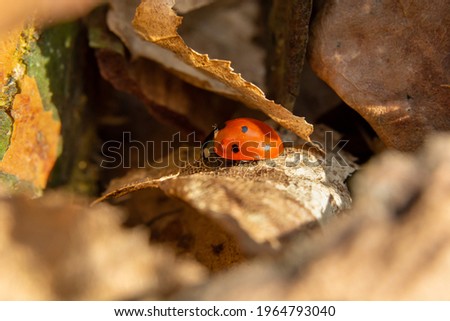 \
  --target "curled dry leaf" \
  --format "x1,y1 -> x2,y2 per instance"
107,0 -> 228,96
309,0 -> 450,151
174,134 -> 450,300
0,191 -> 205,300
132,0 -> 313,141
177,0 -> 265,90
94,2 -> 236,135
95,142 -> 355,254
106,0 -> 313,141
